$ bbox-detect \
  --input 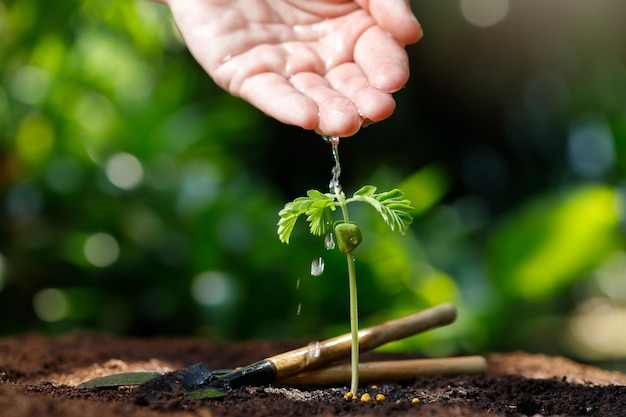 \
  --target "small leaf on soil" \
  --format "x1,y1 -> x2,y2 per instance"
77,372 -> 162,388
